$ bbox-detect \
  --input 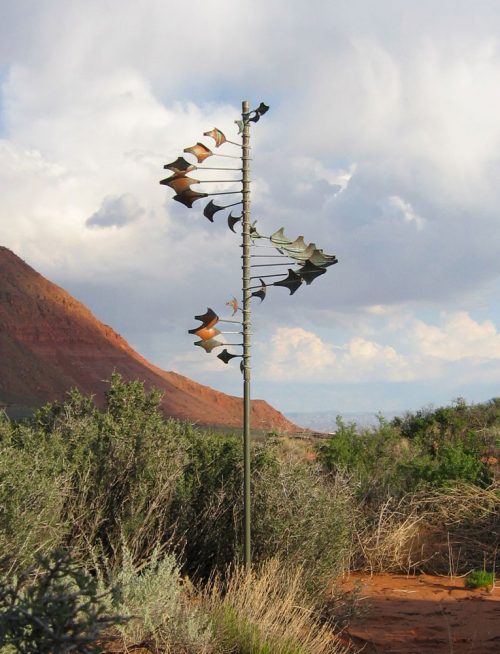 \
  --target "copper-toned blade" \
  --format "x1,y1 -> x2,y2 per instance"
203,128 -> 226,147
251,278 -> 267,302
273,269 -> 303,295
164,156 -> 196,173
226,297 -> 239,315
194,308 -> 219,329
270,227 -> 293,247
195,337 -> 223,353
298,260 -> 327,285
184,142 -> 213,163
203,200 -> 225,222
218,349 -> 240,364
173,189 -> 208,208
228,212 -> 241,232
188,325 -> 221,340
161,174 -> 200,193
308,249 -> 338,267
